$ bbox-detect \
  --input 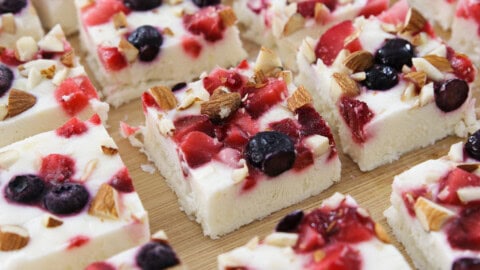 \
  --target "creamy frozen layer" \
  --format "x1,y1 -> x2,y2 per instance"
384,134 -> 480,270
133,48 -> 341,238
218,193 -> 411,270
407,0 -> 457,31
296,6 -> 478,171
0,25 -> 109,148
450,0 -> 480,67
76,0 -> 246,107
86,230 -> 182,270
31,0 -> 78,35
0,116 -> 150,270
233,0 -> 388,71
0,0 -> 44,47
